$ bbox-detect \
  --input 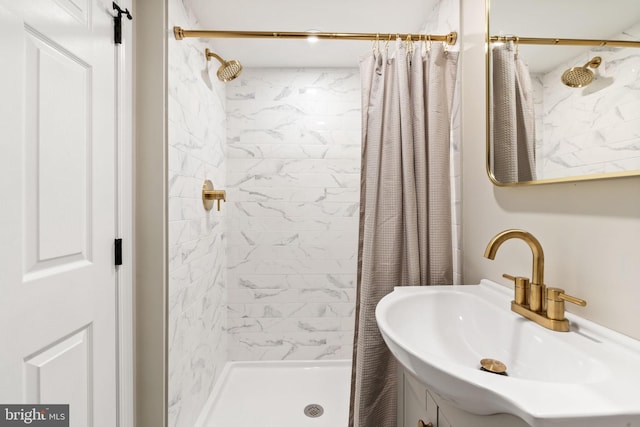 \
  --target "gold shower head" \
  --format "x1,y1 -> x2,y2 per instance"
205,48 -> 243,82
561,56 -> 602,88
